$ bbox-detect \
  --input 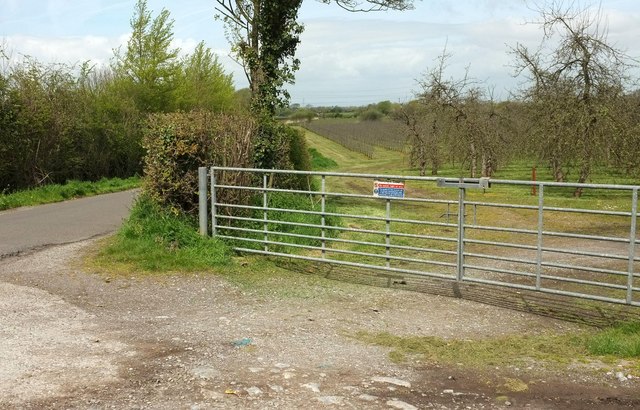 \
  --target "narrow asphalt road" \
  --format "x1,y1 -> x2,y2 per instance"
0,190 -> 137,258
